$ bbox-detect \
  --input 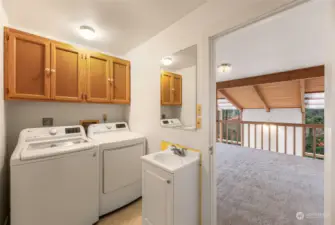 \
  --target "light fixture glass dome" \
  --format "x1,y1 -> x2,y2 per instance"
79,25 -> 96,40
217,63 -> 232,73
161,56 -> 173,66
